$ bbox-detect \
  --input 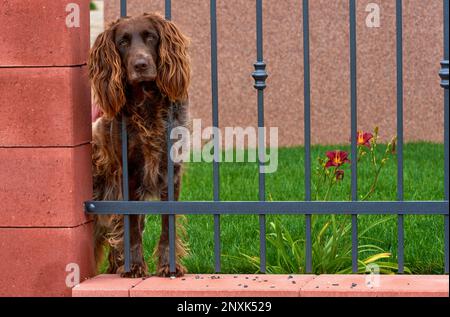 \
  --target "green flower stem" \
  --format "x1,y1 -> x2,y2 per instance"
323,167 -> 337,201
361,148 -> 391,201
360,164 -> 383,201
314,163 -> 328,200
357,146 -> 365,163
